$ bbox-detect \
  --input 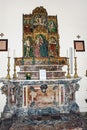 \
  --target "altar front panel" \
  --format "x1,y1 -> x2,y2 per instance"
23,84 -> 65,108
